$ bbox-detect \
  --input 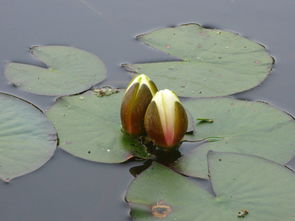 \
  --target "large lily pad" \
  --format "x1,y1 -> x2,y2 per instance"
0,93 -> 57,182
5,46 -> 106,96
173,98 -> 295,179
46,89 -> 151,163
126,153 -> 295,220
123,24 -> 273,97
